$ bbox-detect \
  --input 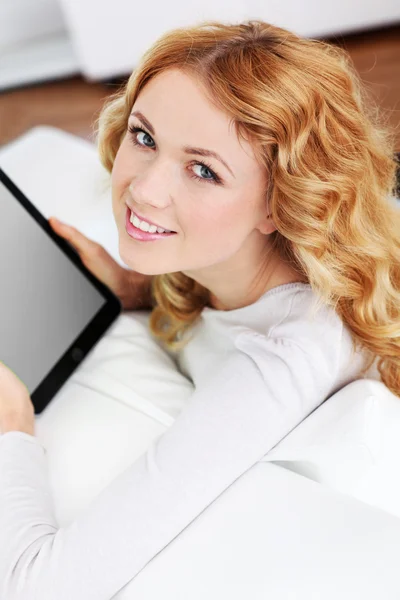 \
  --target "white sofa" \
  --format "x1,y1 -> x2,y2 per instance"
58,0 -> 400,81
2,126 -> 400,599
2,1 -> 400,90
